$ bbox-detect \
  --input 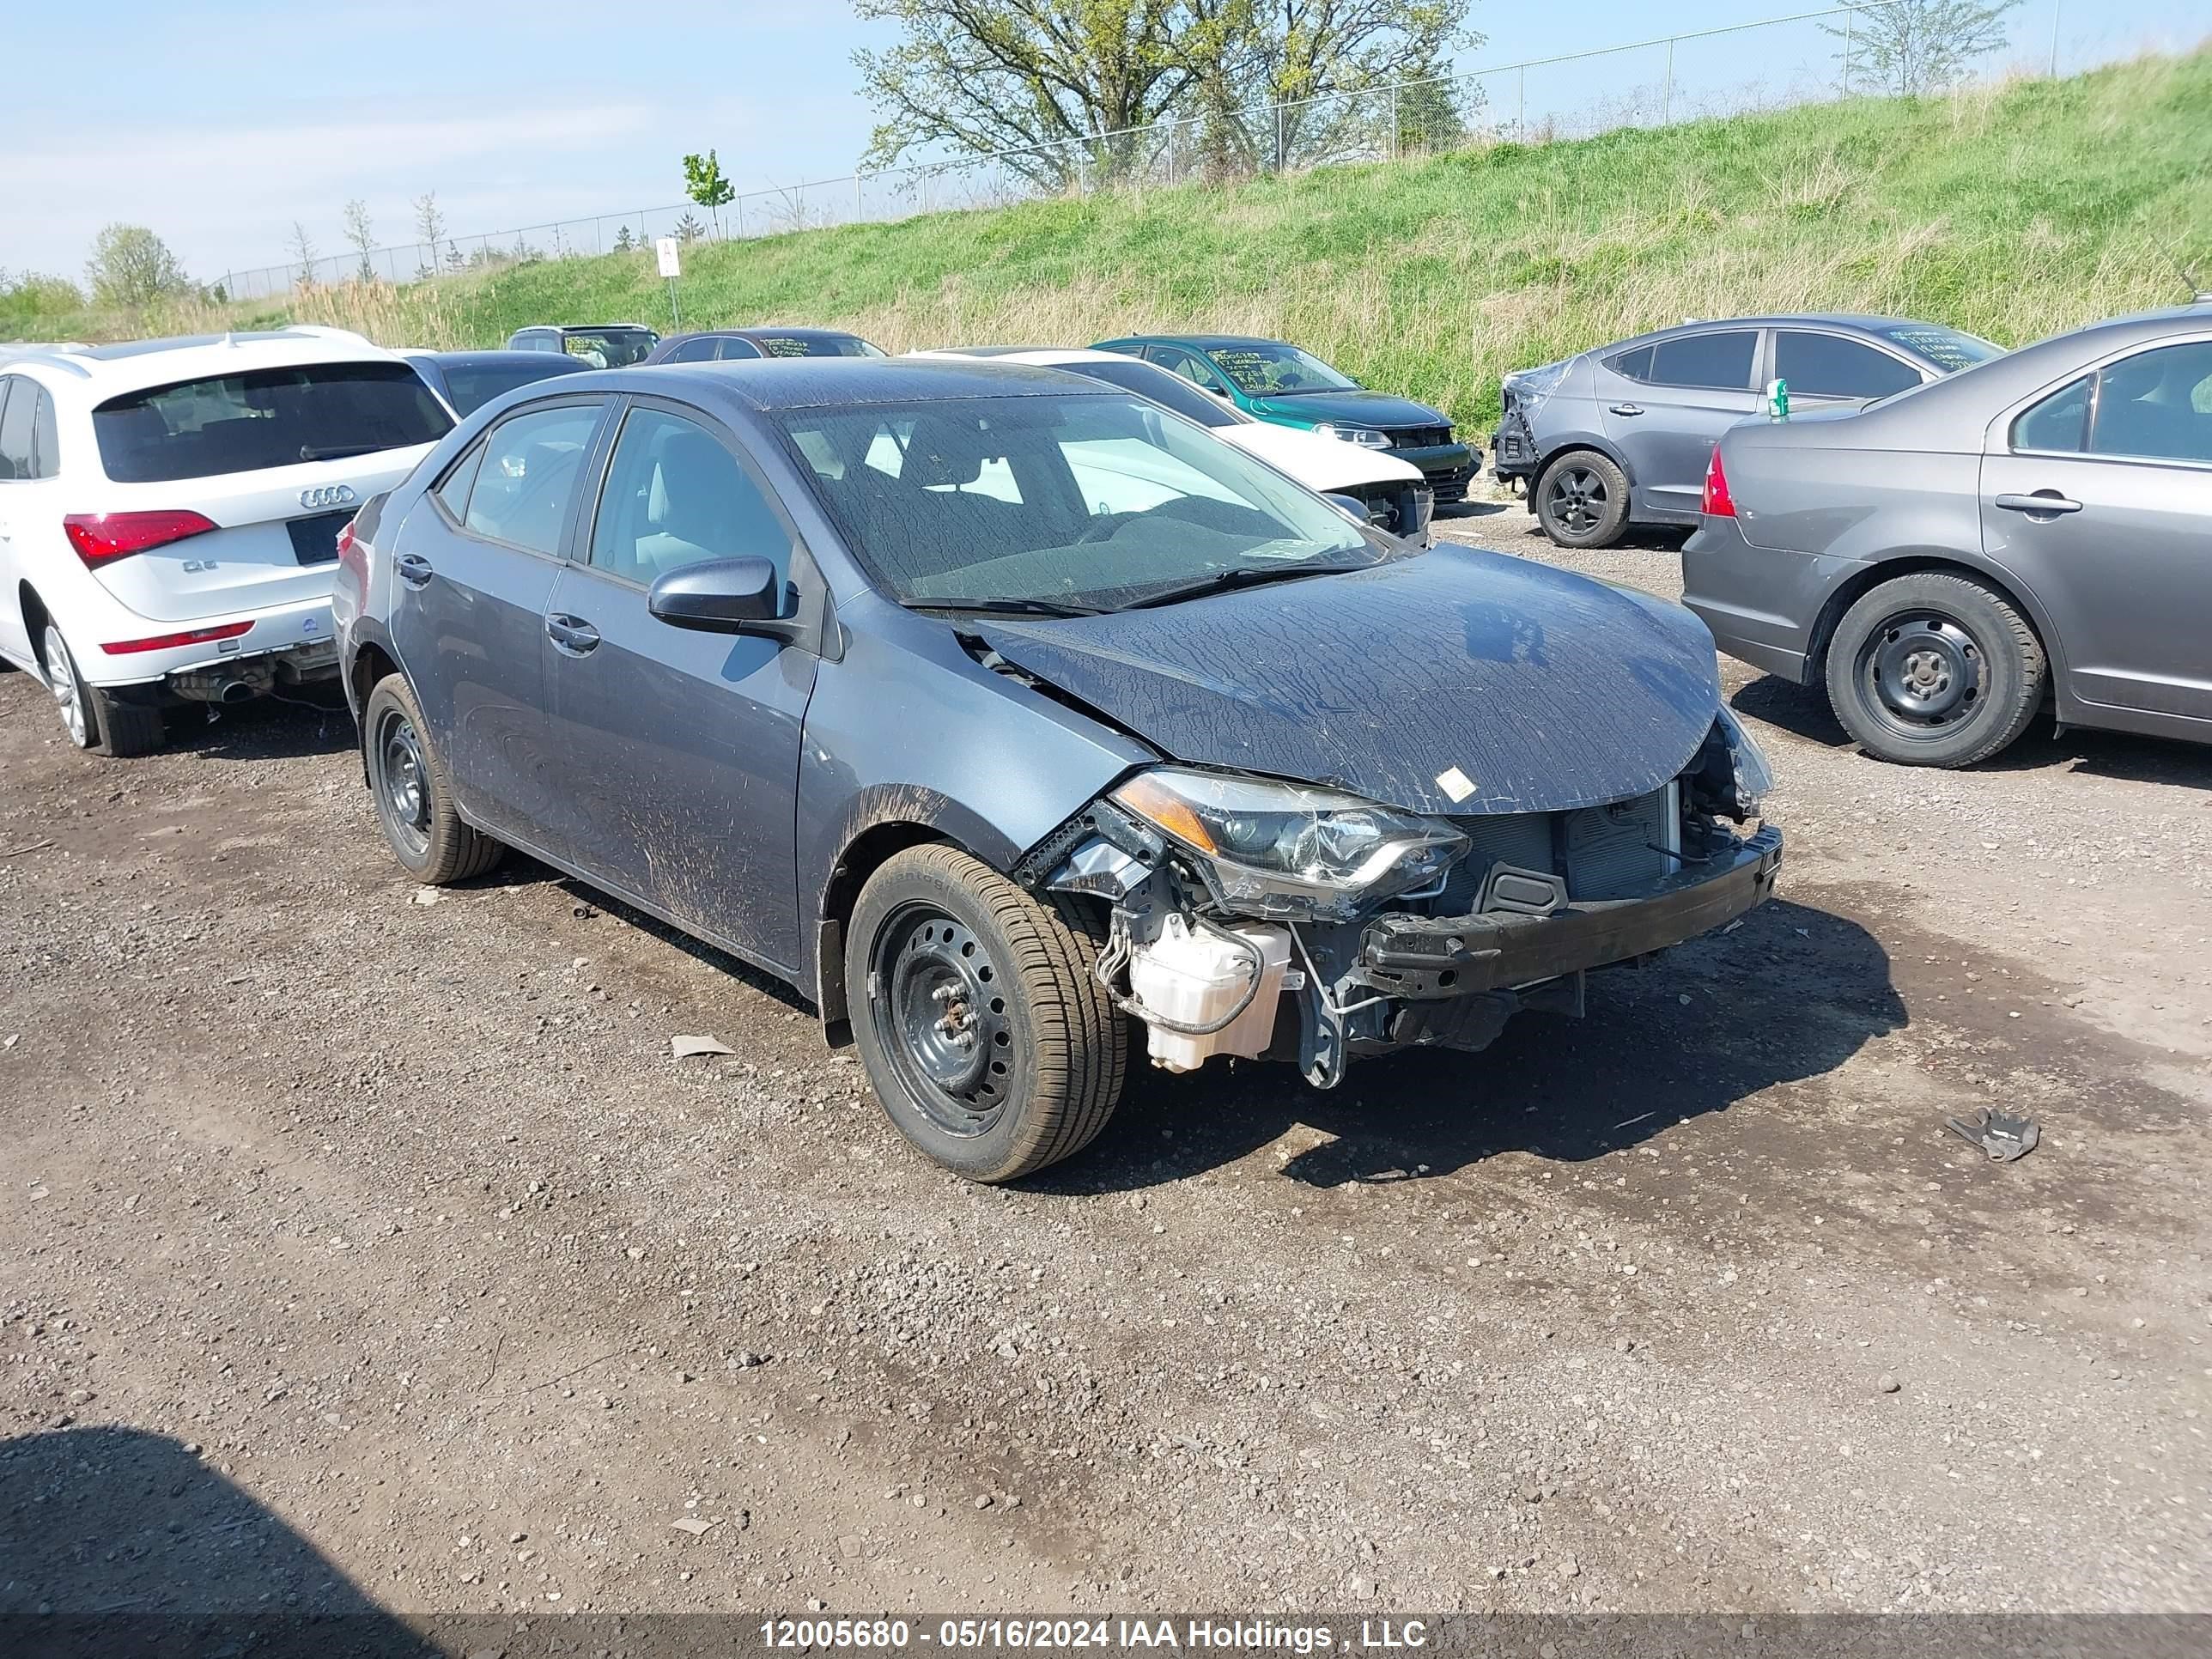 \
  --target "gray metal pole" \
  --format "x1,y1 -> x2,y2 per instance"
2050,1 -> 2062,76
1517,65 -> 1526,140
1663,40 -> 1674,124
1844,9 -> 1854,95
